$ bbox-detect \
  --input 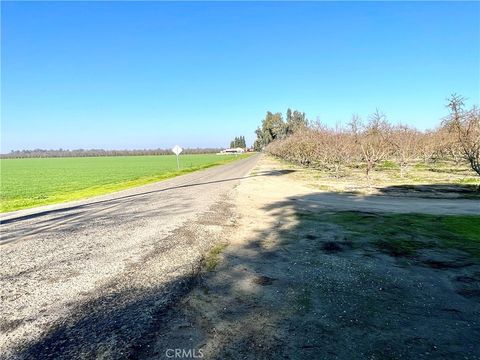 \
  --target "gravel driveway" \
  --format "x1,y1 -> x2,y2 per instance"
0,154 -> 259,359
